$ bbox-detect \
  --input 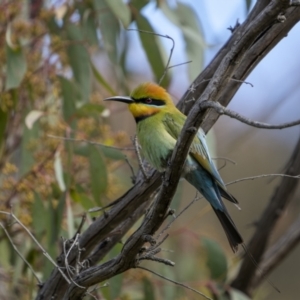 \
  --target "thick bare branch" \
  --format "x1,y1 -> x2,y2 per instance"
37,1 -> 300,298
251,216 -> 300,290
231,135 -> 300,295
61,1 -> 296,298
